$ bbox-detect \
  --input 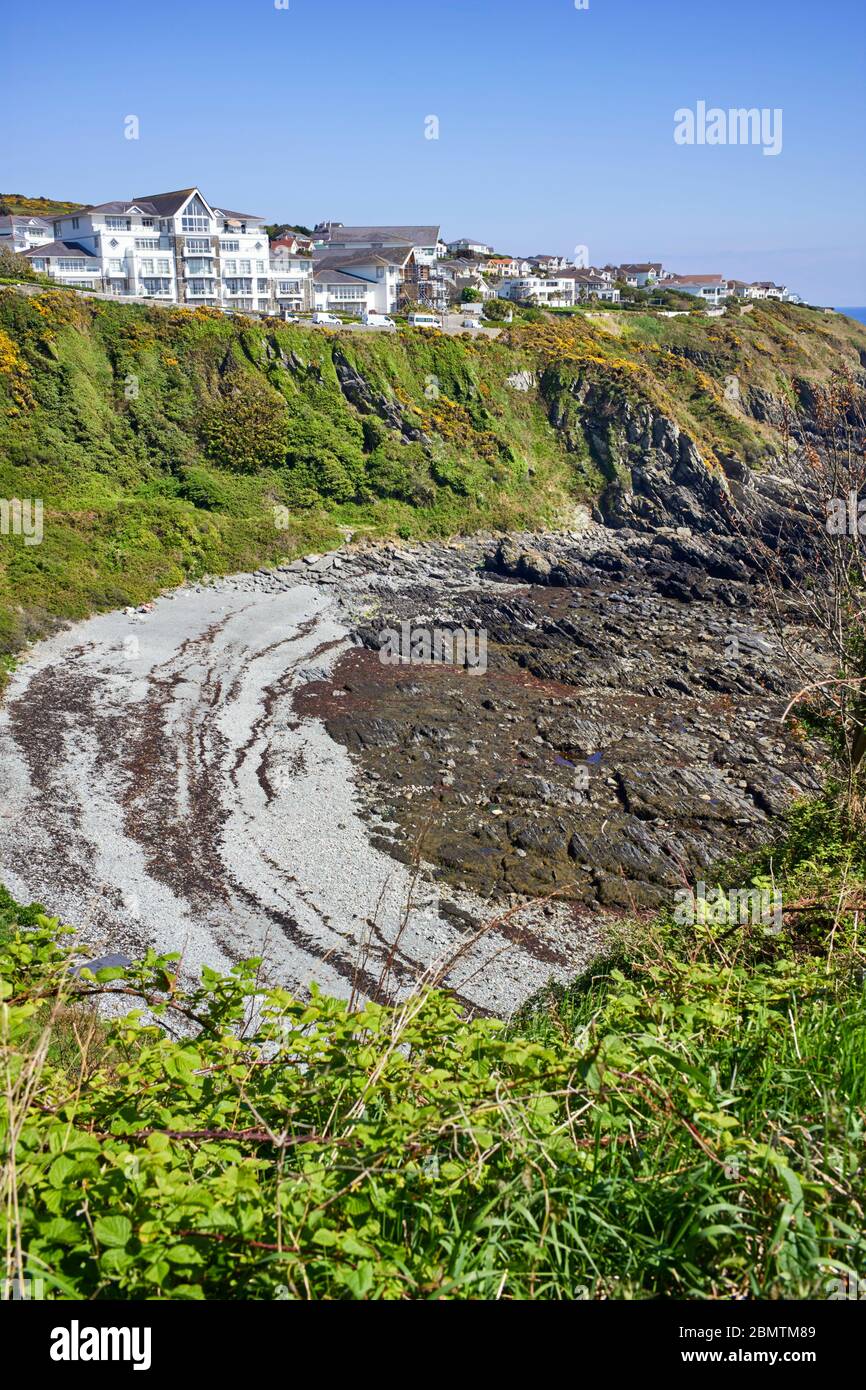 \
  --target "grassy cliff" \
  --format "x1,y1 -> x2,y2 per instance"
1,286 -> 864,668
